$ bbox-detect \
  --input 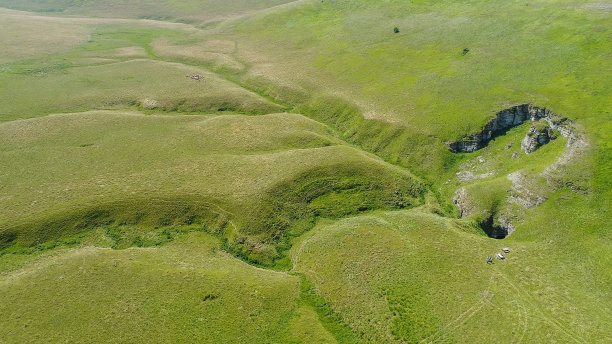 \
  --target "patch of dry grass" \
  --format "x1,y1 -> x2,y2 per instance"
0,59 -> 281,120
152,38 -> 245,72
0,13 -> 92,63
